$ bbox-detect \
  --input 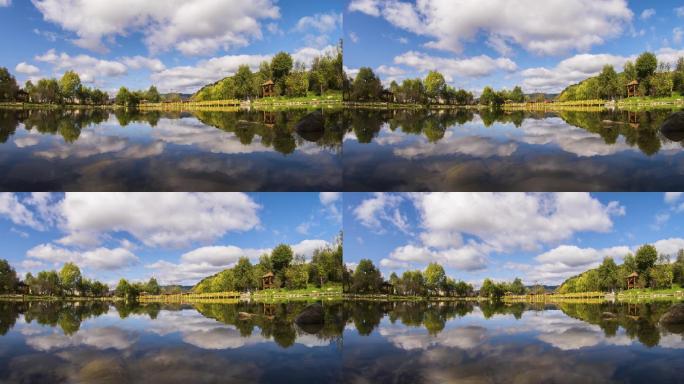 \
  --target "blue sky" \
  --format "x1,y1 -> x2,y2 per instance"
345,0 -> 684,94
344,193 -> 684,286
0,0 -> 343,94
0,192 -> 342,286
